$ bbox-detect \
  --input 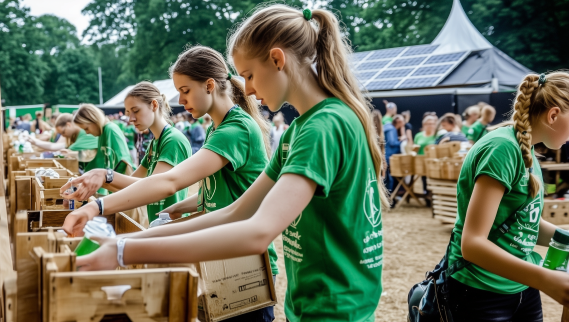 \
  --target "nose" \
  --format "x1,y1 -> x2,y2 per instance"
244,82 -> 255,97
178,96 -> 186,105
128,115 -> 135,123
